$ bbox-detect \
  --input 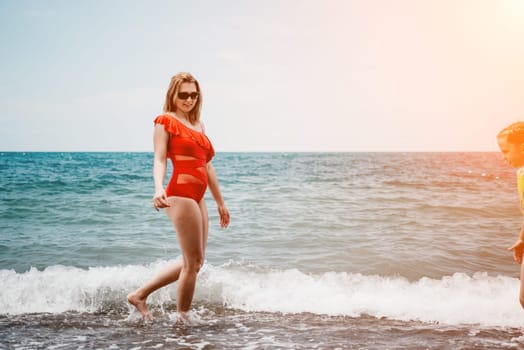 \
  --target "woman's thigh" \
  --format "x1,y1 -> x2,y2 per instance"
165,196 -> 204,260
199,199 -> 209,255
